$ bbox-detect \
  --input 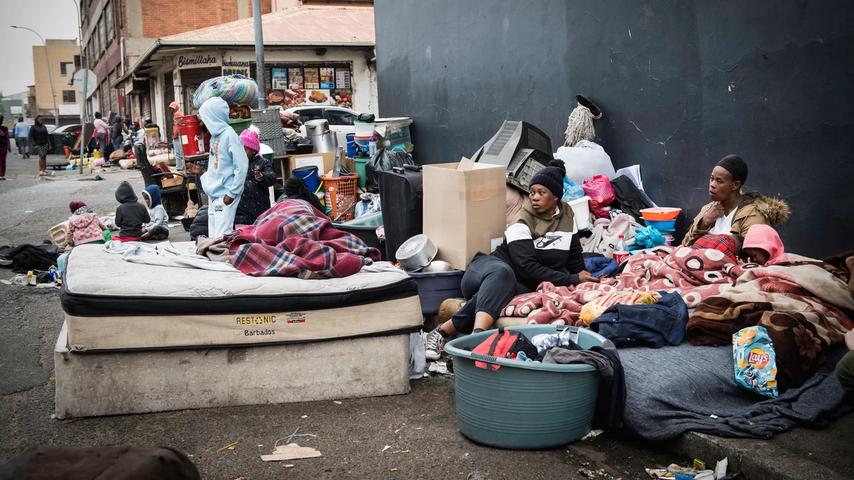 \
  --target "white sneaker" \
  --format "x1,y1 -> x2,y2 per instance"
425,328 -> 446,361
